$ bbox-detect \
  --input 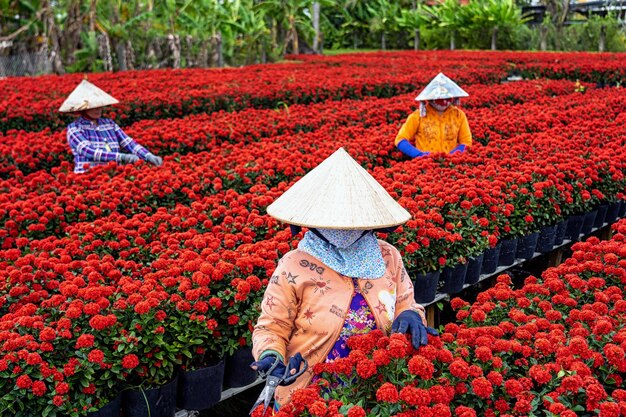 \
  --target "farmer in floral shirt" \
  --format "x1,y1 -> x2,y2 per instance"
60,80 -> 163,174
395,72 -> 472,157
251,148 -> 438,409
